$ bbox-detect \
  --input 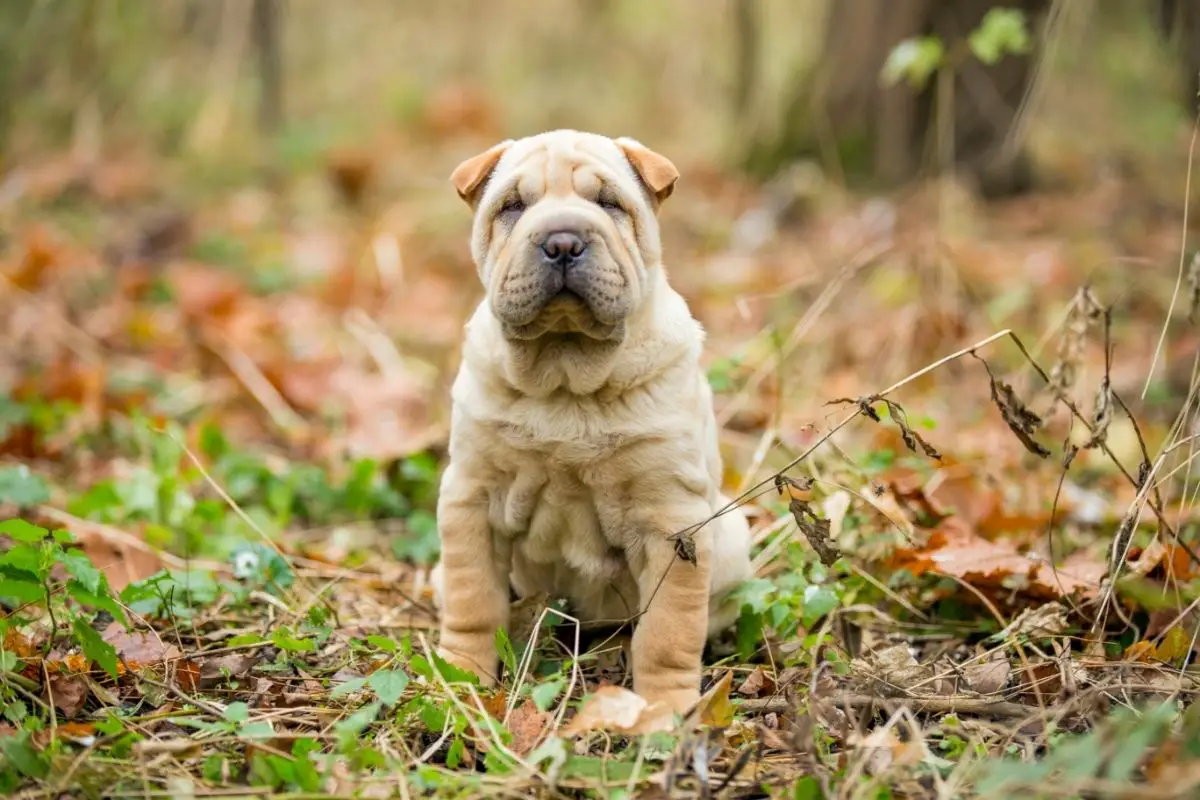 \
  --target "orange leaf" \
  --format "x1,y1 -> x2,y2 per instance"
1124,641 -> 1156,663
